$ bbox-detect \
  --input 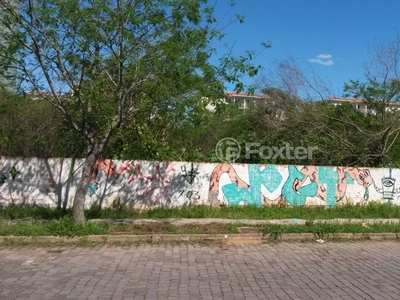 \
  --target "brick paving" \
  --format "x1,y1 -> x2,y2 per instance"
0,241 -> 399,299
